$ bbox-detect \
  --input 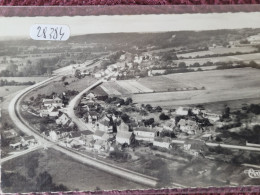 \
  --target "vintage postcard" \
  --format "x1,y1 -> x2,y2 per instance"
0,6 -> 260,193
